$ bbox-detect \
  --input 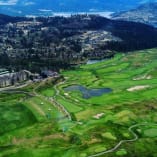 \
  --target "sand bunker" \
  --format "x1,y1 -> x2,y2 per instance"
127,85 -> 150,92
93,113 -> 104,119
133,75 -> 152,81
64,93 -> 69,96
